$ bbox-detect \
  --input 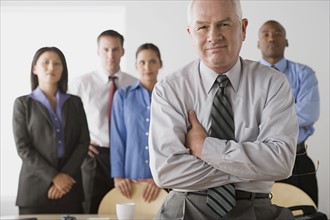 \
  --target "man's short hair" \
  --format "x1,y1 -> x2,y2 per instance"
97,30 -> 124,47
